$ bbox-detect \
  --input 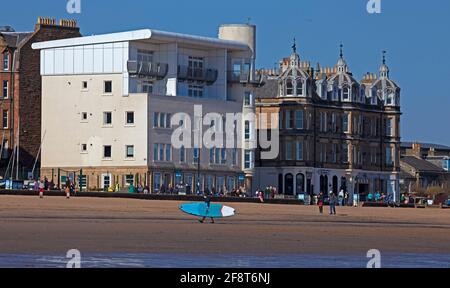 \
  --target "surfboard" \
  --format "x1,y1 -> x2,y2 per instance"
179,202 -> 235,218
